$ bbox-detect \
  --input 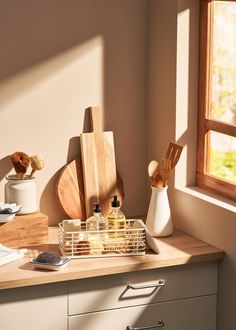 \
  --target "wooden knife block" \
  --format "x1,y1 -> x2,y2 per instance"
0,212 -> 48,248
